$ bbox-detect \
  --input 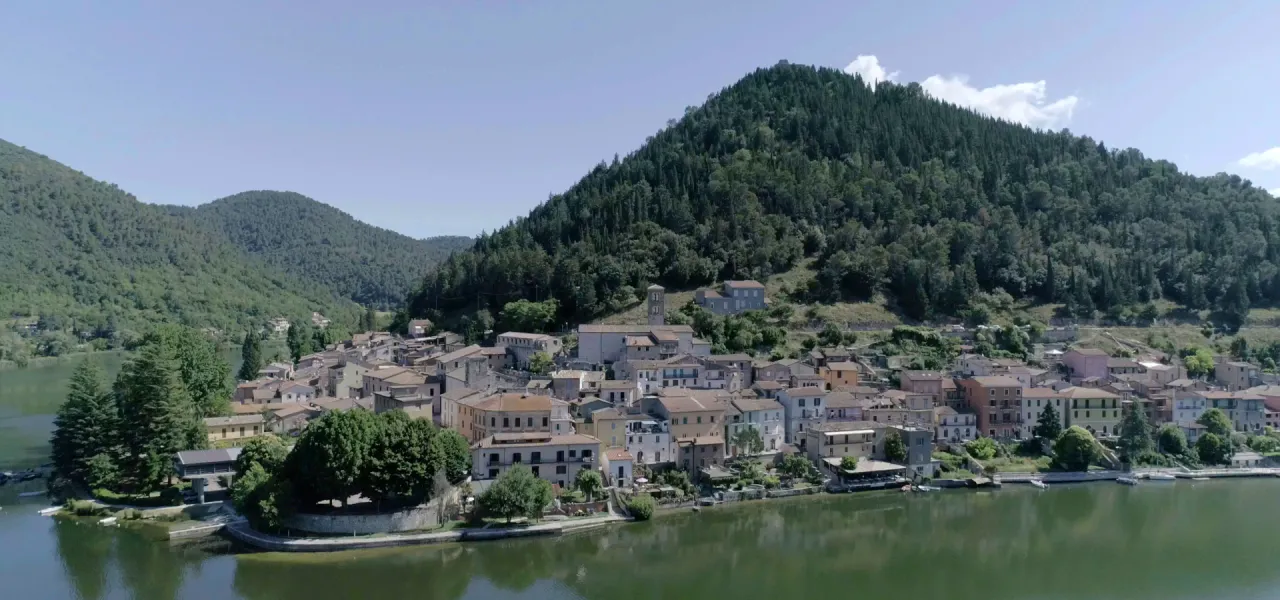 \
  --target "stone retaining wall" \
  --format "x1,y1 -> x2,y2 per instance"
285,504 -> 444,535
765,486 -> 819,499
